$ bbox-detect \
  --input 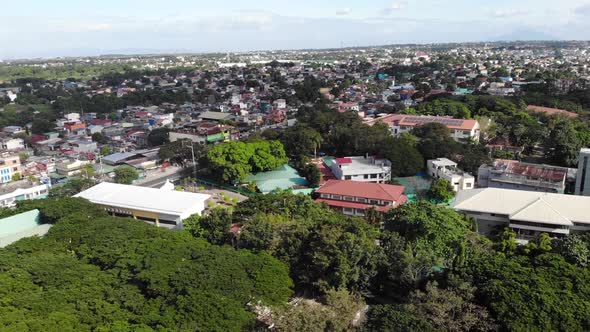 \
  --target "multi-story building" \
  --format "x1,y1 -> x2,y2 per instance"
454,188 -> 590,242
0,154 -> 21,183
315,180 -> 407,216
0,183 -> 50,208
369,114 -> 480,142
575,149 -> 590,196
326,156 -> 392,183
69,141 -> 98,154
479,159 -> 569,194
56,159 -> 91,176
427,158 -> 474,191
